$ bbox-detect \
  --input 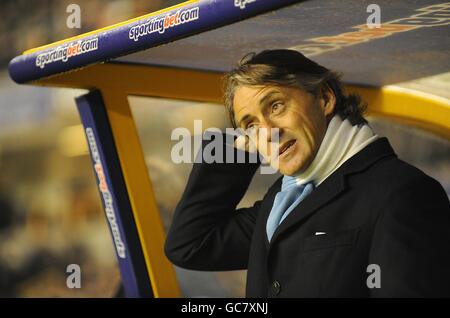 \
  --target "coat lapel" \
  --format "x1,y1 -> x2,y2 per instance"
261,180 -> 282,249
266,137 -> 396,248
